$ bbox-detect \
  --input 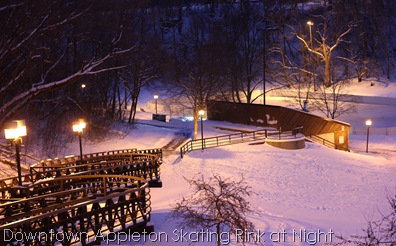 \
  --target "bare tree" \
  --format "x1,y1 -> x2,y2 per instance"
119,9 -> 161,124
272,39 -> 314,112
295,15 -> 356,87
330,0 -> 396,80
223,1 -> 265,104
171,174 -> 256,246
160,5 -> 223,140
310,78 -> 355,119
337,47 -> 373,82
